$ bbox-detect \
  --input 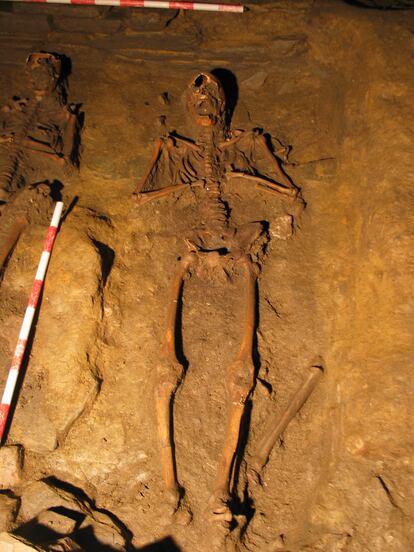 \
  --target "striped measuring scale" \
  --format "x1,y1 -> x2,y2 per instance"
0,0 -> 244,12
0,202 -> 63,443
